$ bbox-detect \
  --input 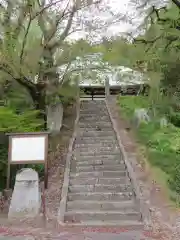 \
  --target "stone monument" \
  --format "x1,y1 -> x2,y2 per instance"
132,108 -> 150,128
8,168 -> 40,218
